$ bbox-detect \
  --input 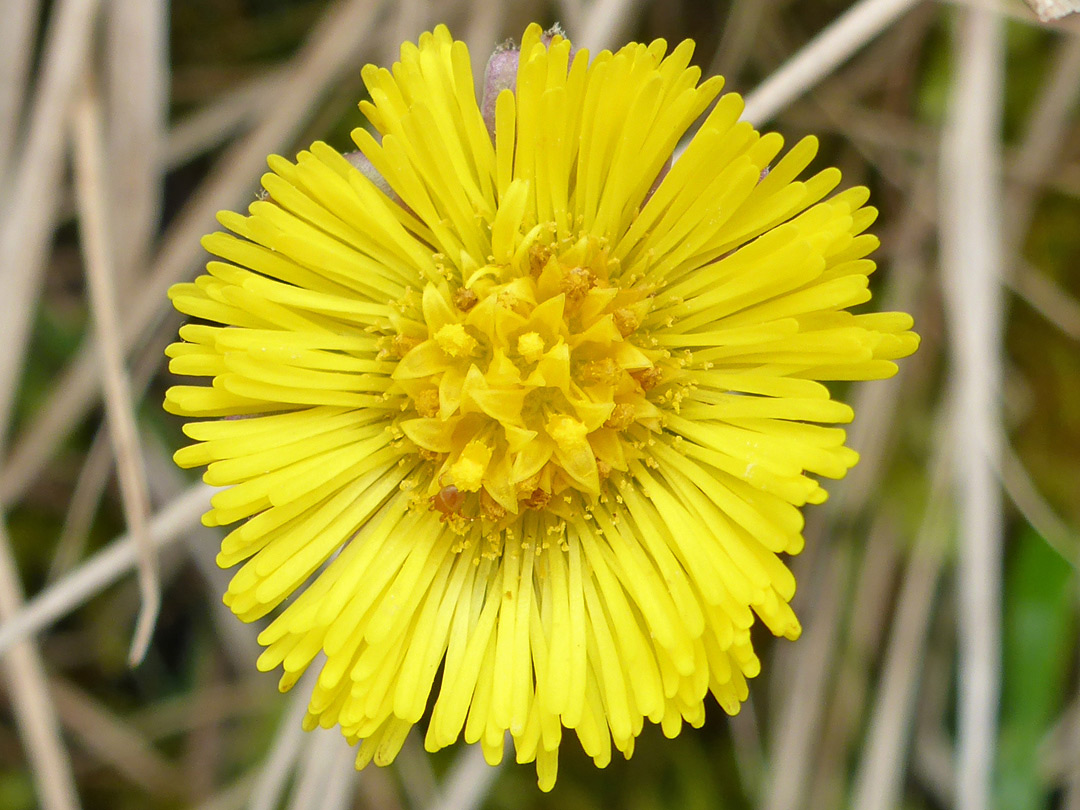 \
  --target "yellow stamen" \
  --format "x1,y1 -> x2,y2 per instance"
517,332 -> 545,362
435,323 -> 478,357
545,414 -> 587,449
450,439 -> 493,491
